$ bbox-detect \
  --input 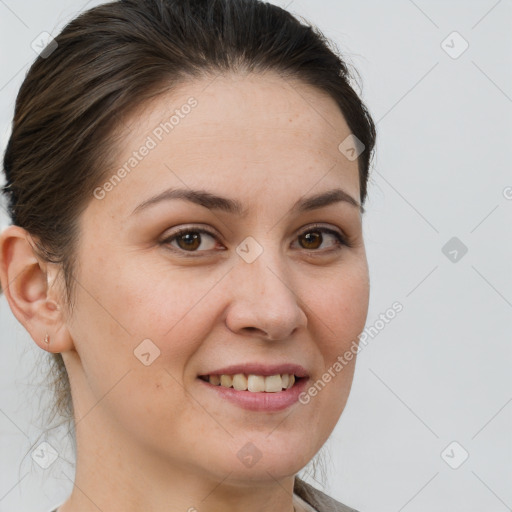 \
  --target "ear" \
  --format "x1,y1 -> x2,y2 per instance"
0,225 -> 74,353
